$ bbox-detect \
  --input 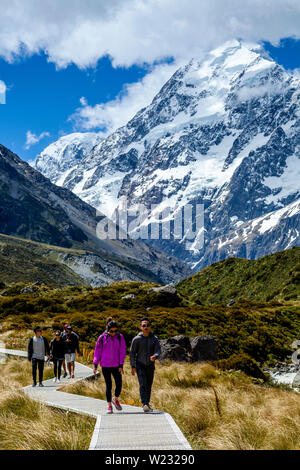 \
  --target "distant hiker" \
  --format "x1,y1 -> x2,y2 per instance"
64,326 -> 80,379
61,323 -> 69,378
28,326 -> 50,387
93,317 -> 126,414
61,323 -> 79,378
130,317 -> 161,413
50,331 -> 65,383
